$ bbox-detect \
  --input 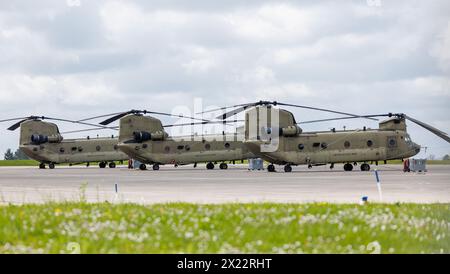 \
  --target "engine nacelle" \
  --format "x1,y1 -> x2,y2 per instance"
31,134 -> 63,144
133,131 -> 166,142
280,125 -> 302,137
